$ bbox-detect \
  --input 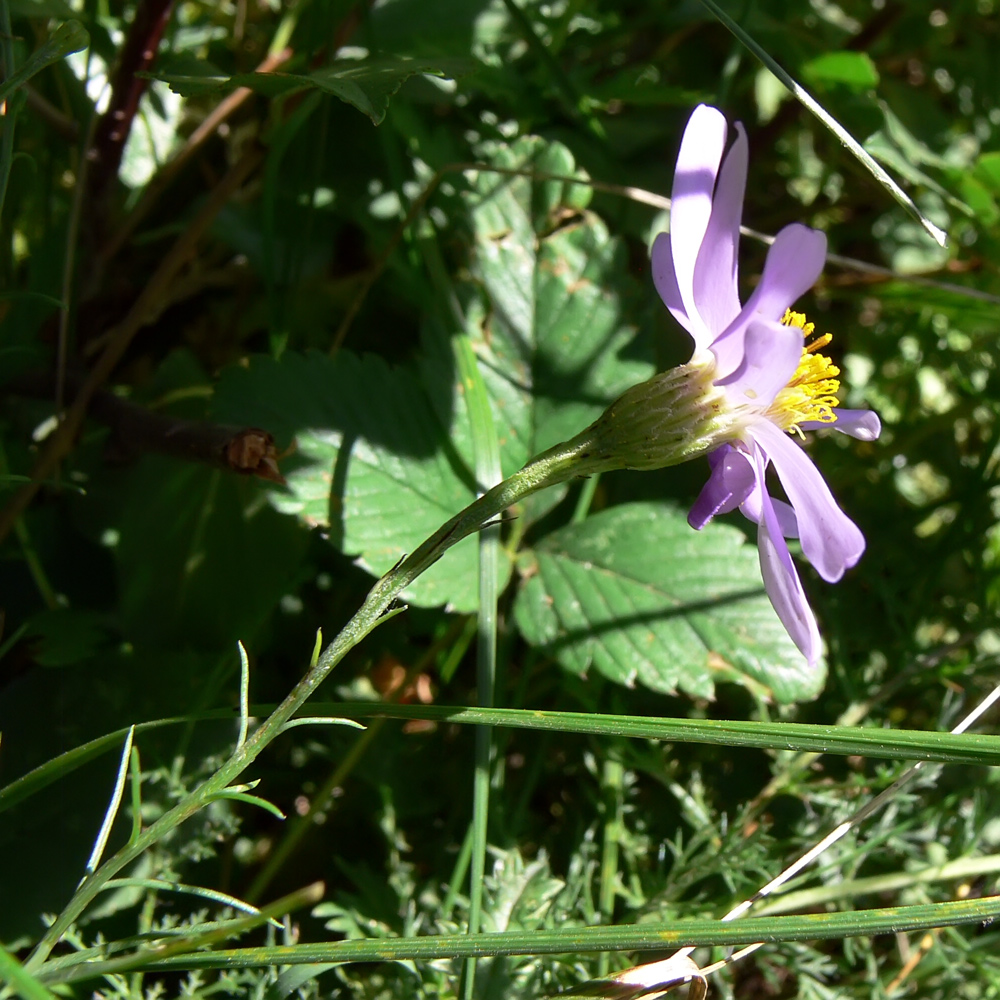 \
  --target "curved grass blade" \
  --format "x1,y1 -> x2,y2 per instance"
6,702 -> 1000,819
306,703 -> 1000,766
696,0 -> 947,247
0,944 -> 59,1000
45,895 -> 1000,981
